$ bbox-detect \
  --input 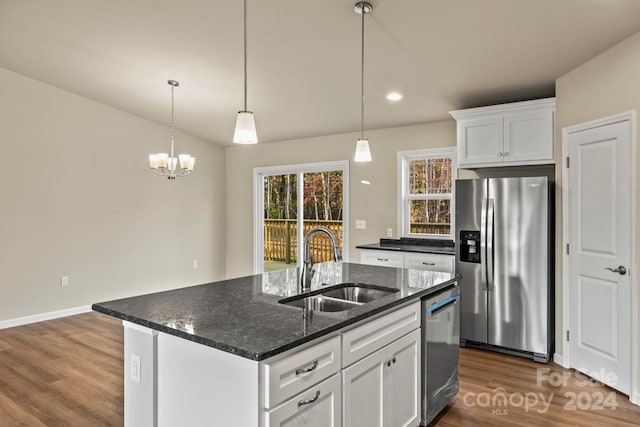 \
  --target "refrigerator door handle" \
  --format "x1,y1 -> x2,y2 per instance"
486,198 -> 495,291
480,198 -> 488,291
